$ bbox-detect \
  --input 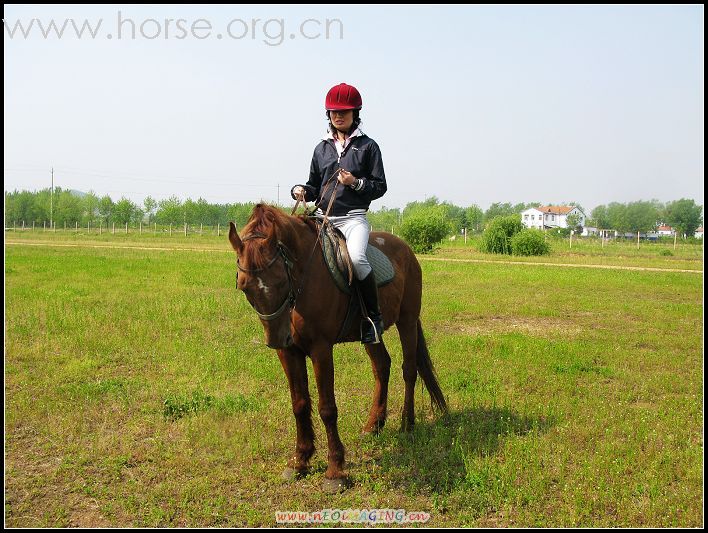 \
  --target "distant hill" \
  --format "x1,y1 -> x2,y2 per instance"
69,189 -> 87,198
